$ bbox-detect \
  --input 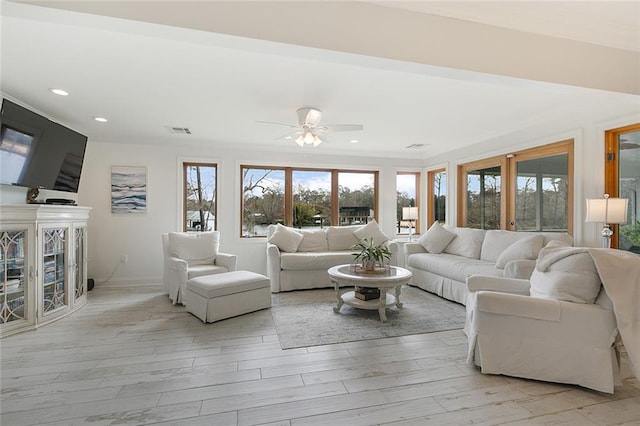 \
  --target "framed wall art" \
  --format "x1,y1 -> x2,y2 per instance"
111,166 -> 147,214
